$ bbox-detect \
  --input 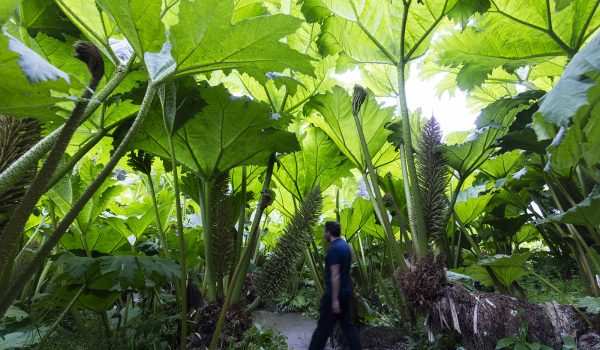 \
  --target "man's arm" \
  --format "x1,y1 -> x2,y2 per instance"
330,263 -> 341,314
